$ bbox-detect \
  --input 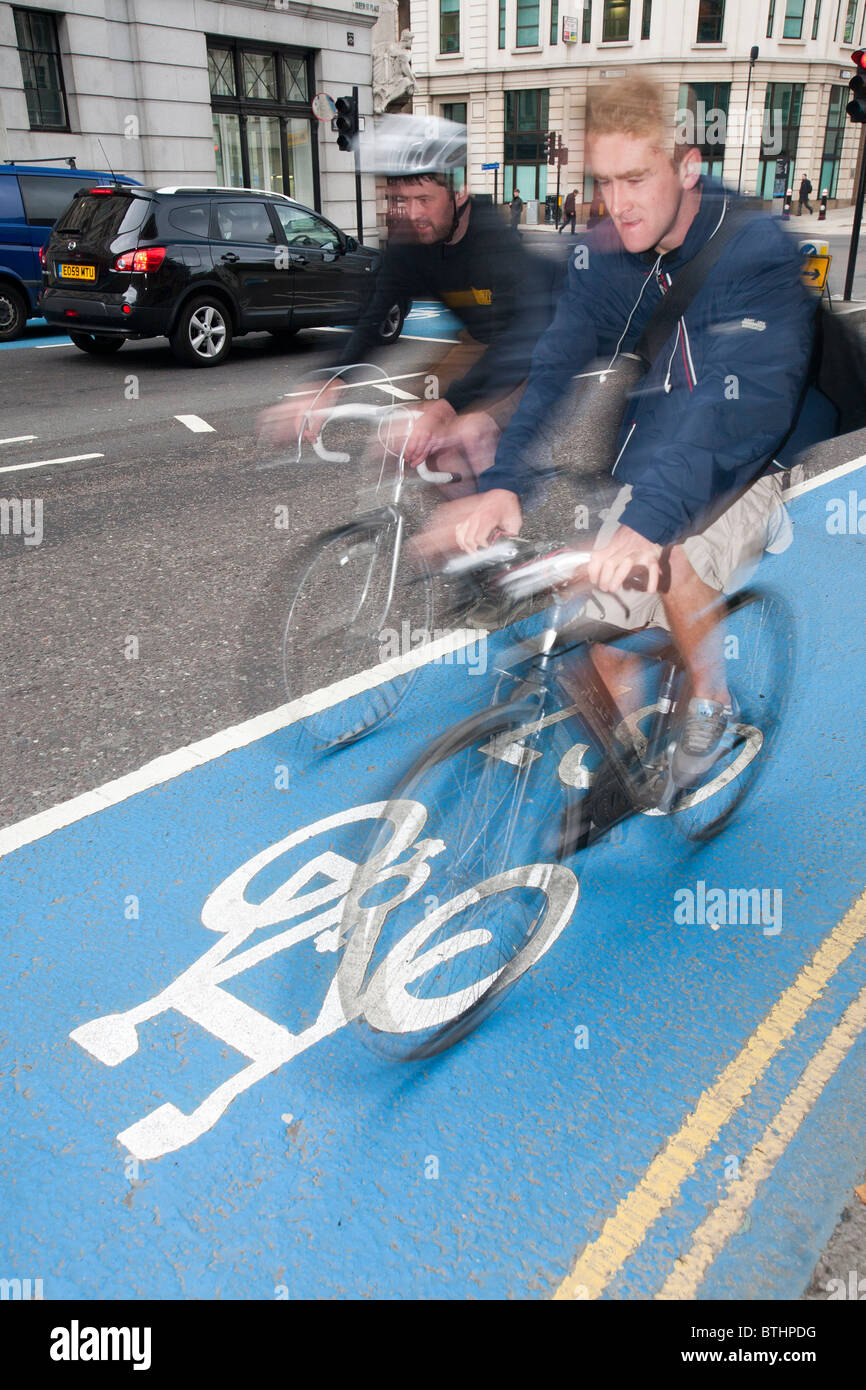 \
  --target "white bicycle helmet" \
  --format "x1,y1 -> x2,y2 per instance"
358,114 -> 467,178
